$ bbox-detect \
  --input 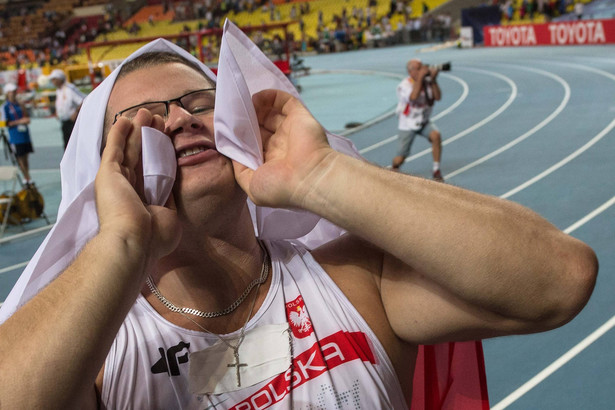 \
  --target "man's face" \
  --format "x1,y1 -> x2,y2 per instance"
51,78 -> 63,88
408,60 -> 422,81
107,62 -> 238,212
